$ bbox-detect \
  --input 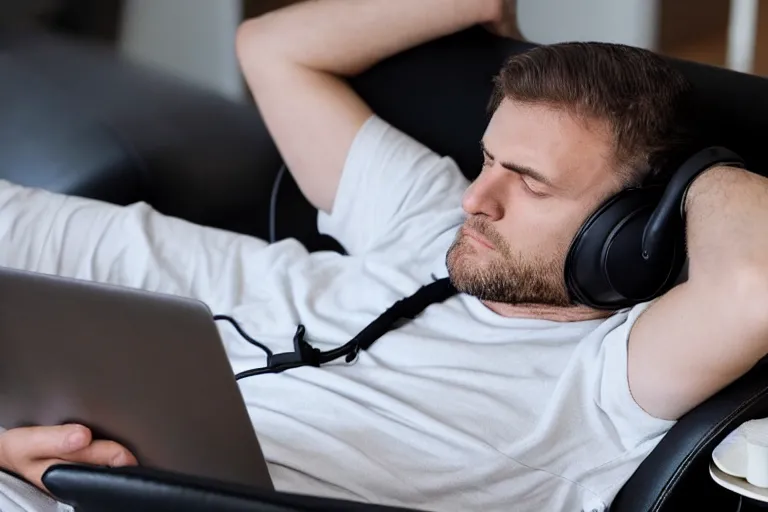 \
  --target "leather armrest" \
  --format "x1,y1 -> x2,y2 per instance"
43,464 -> 421,512
0,30 -> 282,239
